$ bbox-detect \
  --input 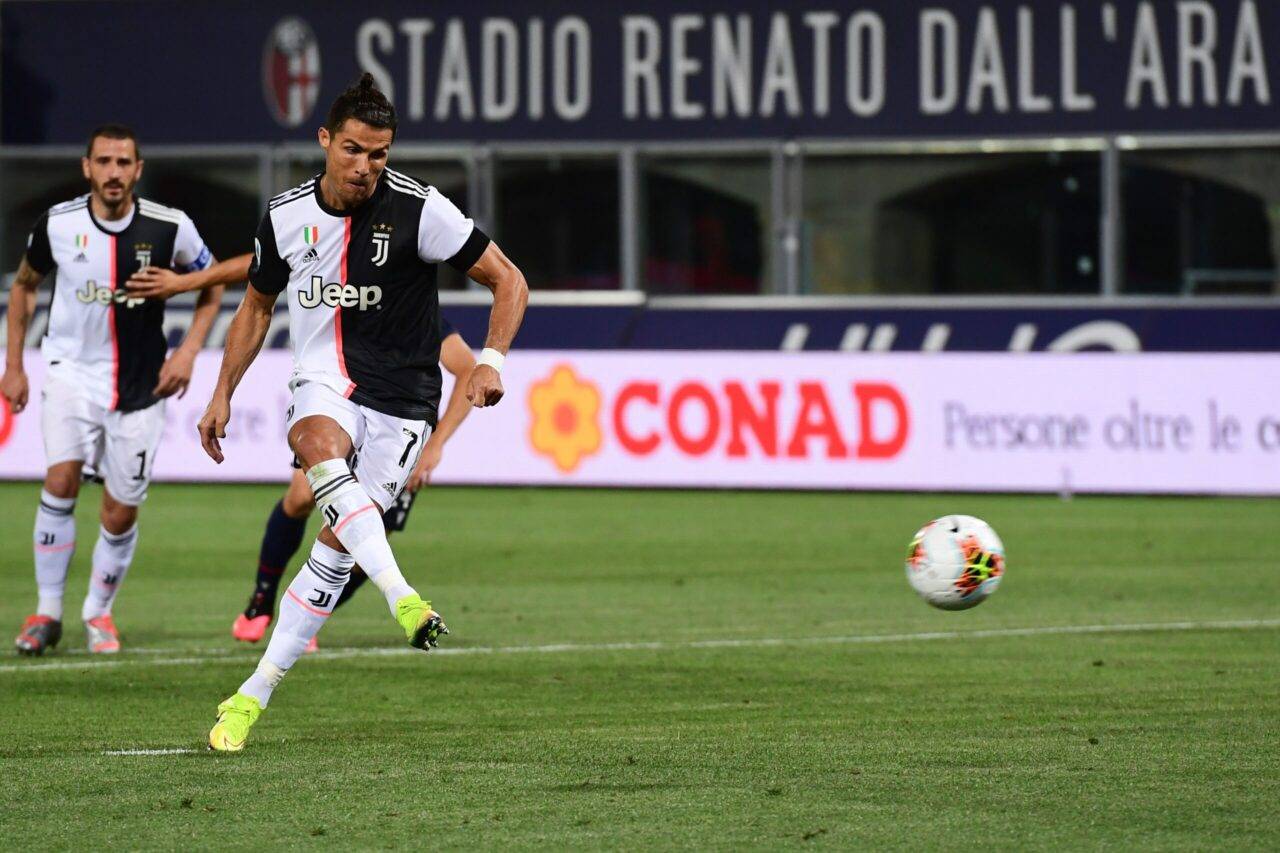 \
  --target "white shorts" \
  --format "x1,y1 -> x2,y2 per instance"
40,365 -> 166,506
286,381 -> 430,512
